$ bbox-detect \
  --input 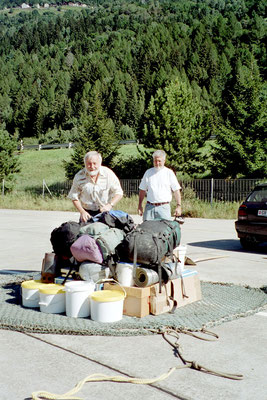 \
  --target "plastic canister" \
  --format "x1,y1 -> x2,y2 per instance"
116,262 -> 135,287
90,290 -> 125,323
176,245 -> 187,271
21,280 -> 47,308
39,284 -> 65,314
64,281 -> 95,318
